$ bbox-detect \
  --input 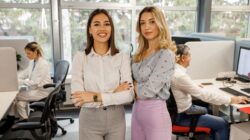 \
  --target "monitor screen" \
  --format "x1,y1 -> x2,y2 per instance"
171,36 -> 200,45
236,46 -> 250,81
